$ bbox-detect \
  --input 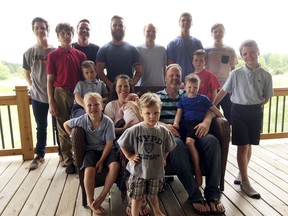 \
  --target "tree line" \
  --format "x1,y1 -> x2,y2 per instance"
1,53 -> 288,80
